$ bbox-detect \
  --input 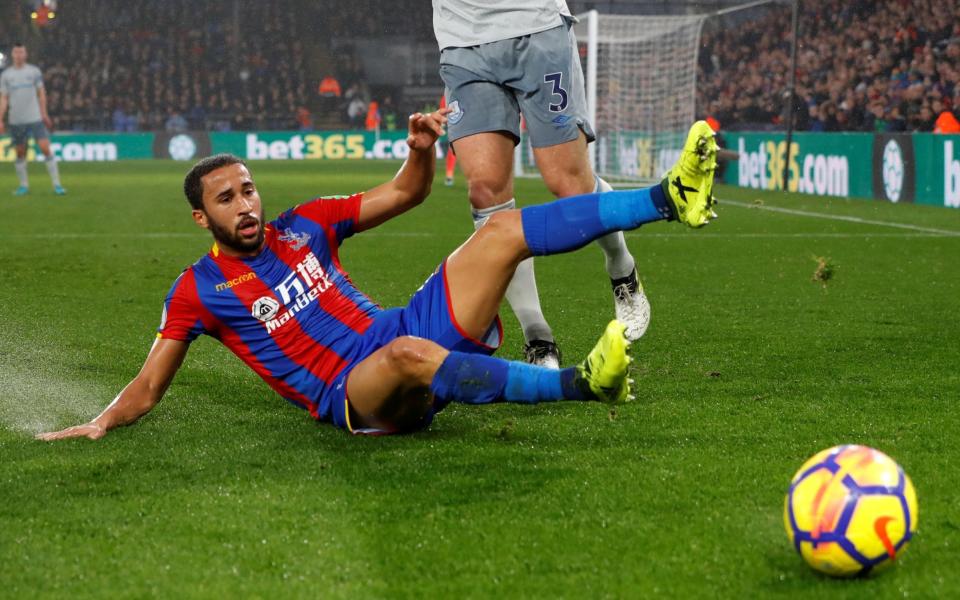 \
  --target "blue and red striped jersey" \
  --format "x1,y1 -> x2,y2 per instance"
157,193 -> 381,418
